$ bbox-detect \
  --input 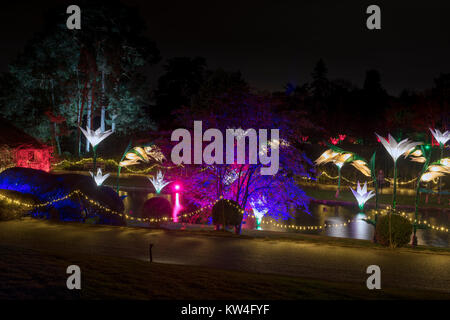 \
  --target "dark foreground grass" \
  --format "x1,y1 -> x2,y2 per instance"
1,244 -> 449,300
165,228 -> 450,254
